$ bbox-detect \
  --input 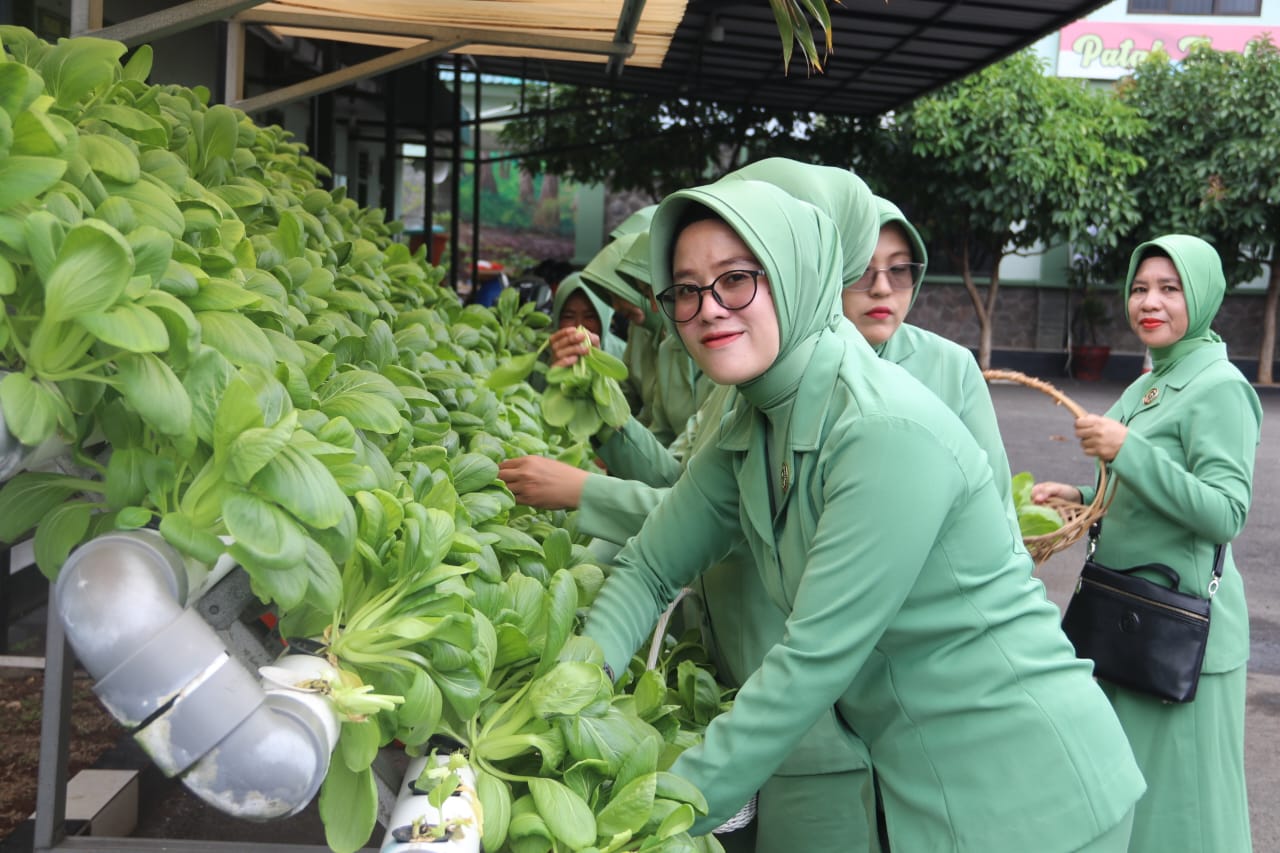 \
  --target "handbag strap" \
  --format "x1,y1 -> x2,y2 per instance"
1088,519 -> 1226,598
